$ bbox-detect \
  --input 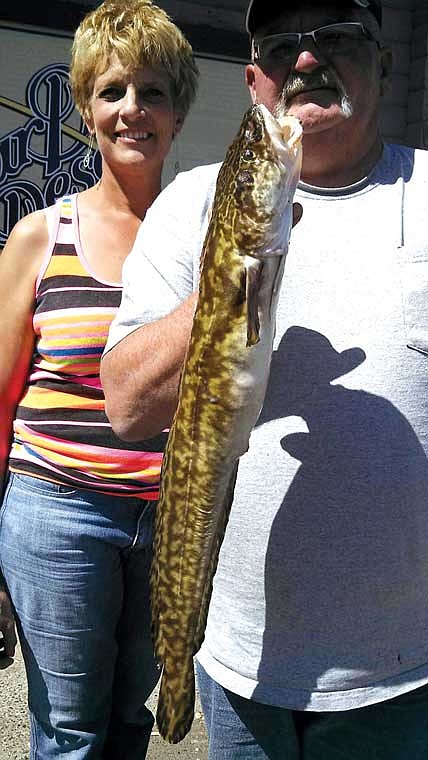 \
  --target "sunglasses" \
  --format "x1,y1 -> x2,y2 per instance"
253,22 -> 380,71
